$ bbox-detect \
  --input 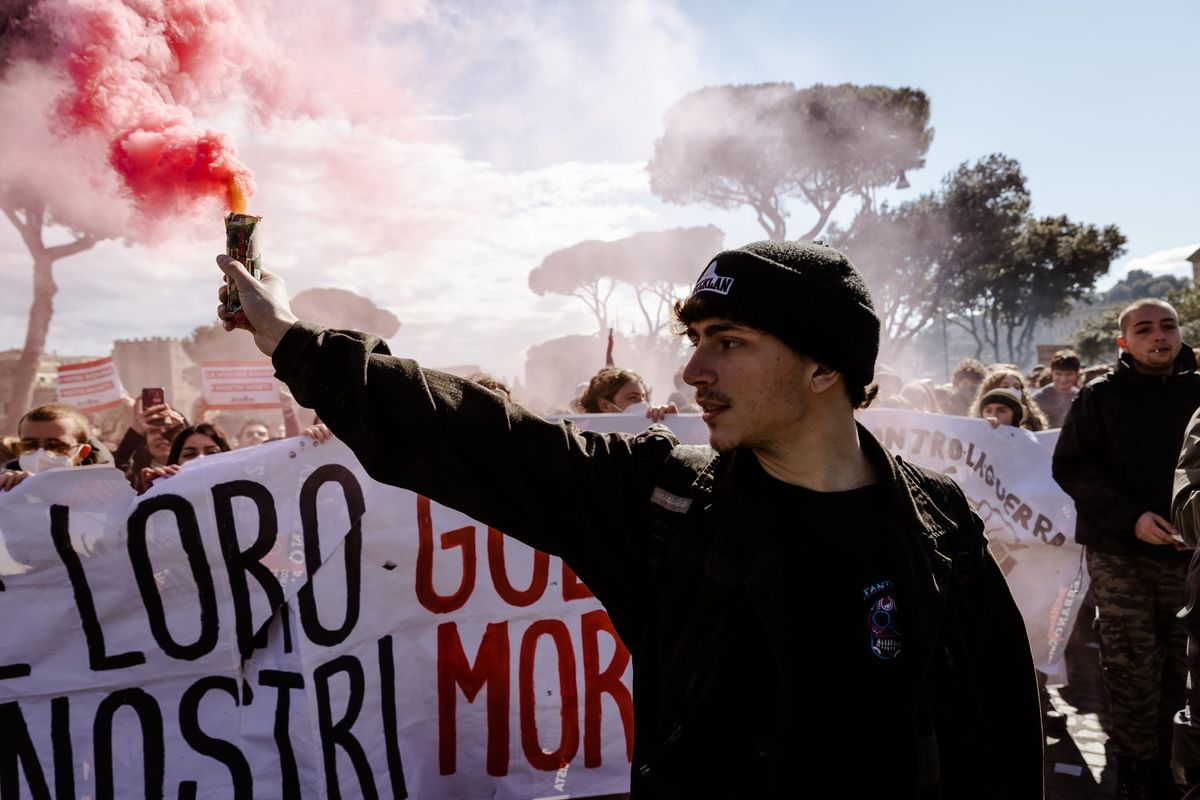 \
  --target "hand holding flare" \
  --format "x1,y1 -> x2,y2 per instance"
224,177 -> 261,319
